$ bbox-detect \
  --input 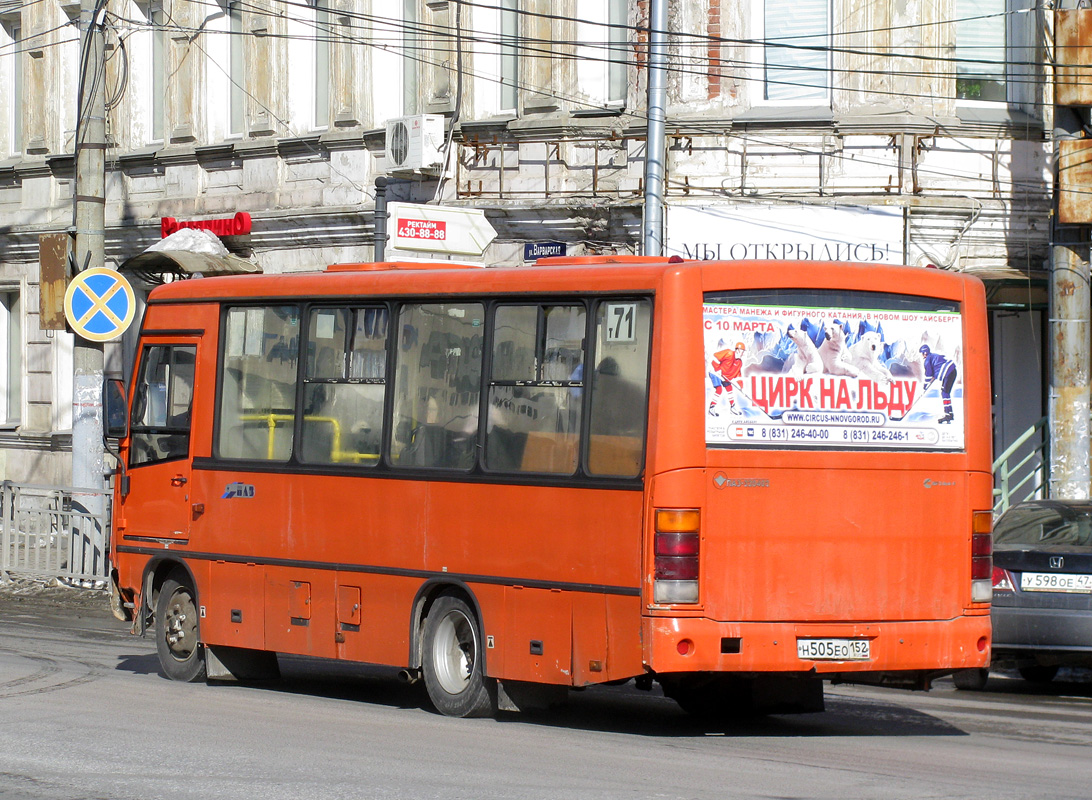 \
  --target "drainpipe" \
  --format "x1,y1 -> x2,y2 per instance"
374,177 -> 388,262
642,0 -> 667,257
